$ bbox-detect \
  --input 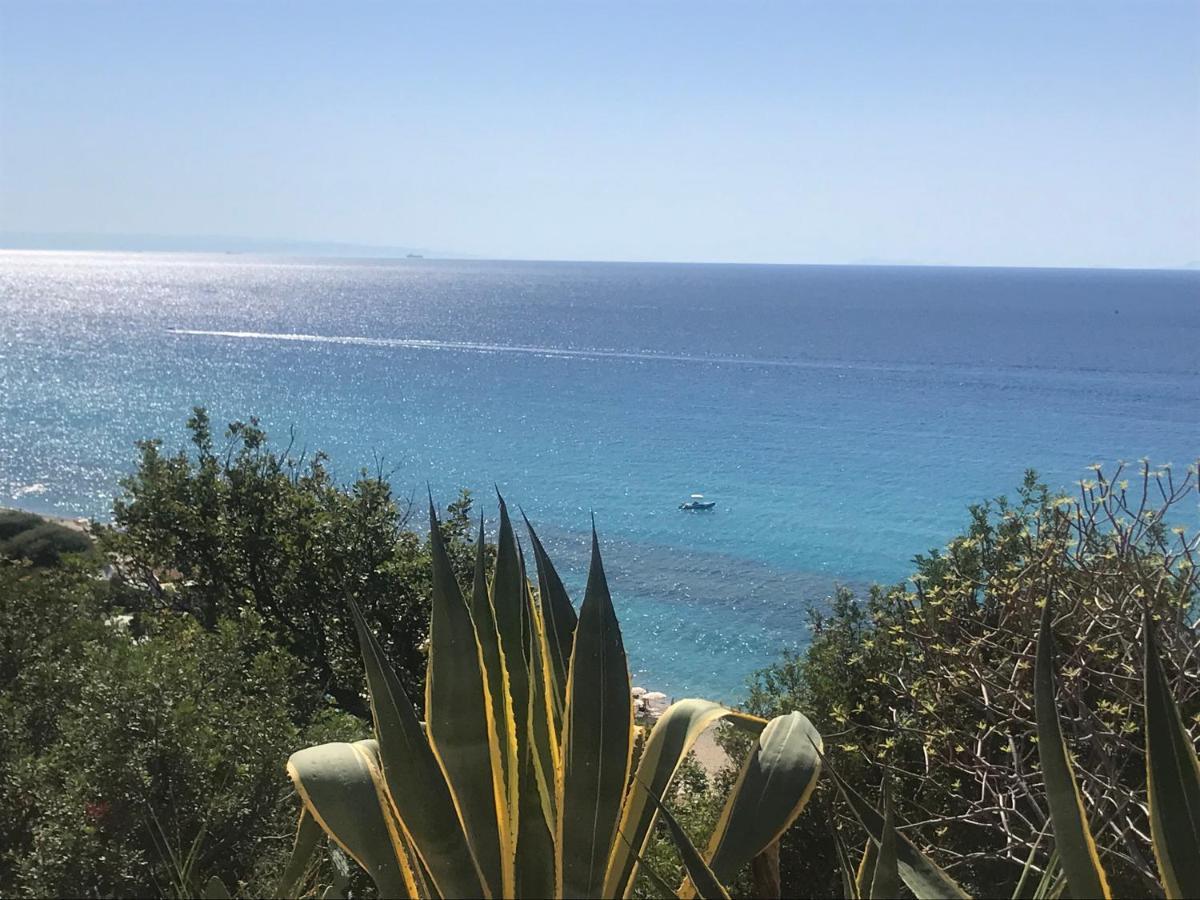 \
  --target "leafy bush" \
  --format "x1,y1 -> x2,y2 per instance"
2,412 -> 489,898
741,464 -> 1200,898
0,510 -> 45,540
0,558 -> 367,898
0,510 -> 93,567
105,408 -> 480,717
